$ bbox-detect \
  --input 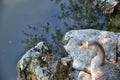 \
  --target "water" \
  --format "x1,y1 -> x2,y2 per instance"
0,0 -> 119,80
0,0 -> 56,80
